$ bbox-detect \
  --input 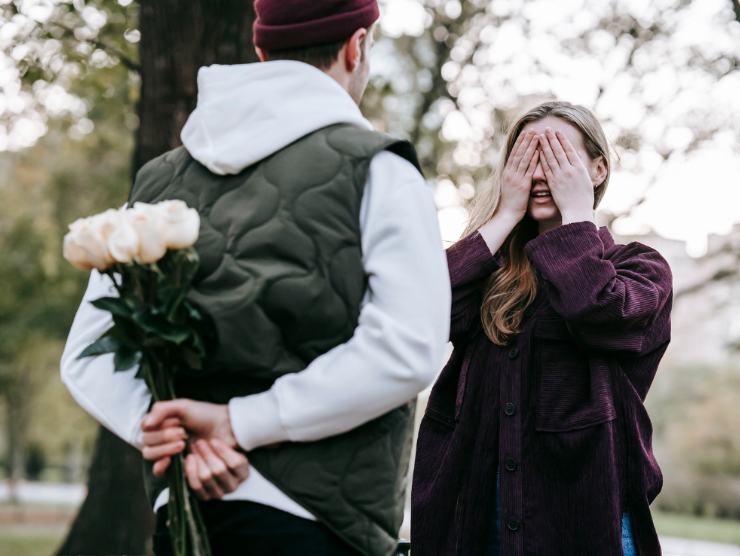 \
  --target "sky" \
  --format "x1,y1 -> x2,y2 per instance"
1,0 -> 739,256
